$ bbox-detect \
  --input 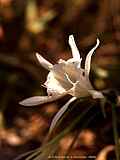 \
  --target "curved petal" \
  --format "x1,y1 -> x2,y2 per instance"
85,38 -> 100,76
51,64 -> 73,90
45,71 -> 71,96
89,90 -> 104,99
36,53 -> 53,70
68,35 -> 80,60
49,97 -> 76,133
19,94 -> 66,106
